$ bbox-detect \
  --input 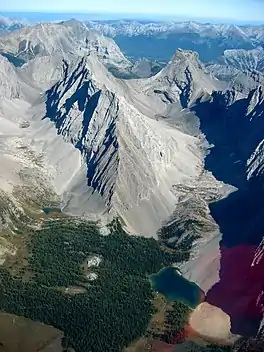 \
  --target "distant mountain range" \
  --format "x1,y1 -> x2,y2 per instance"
1,15 -> 264,75
0,15 -> 28,34
87,20 -> 264,62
